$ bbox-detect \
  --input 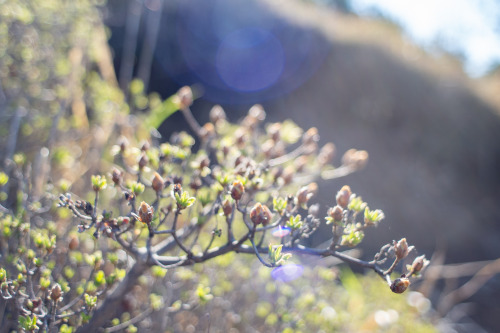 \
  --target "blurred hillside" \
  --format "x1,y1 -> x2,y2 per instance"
104,0 -> 500,329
